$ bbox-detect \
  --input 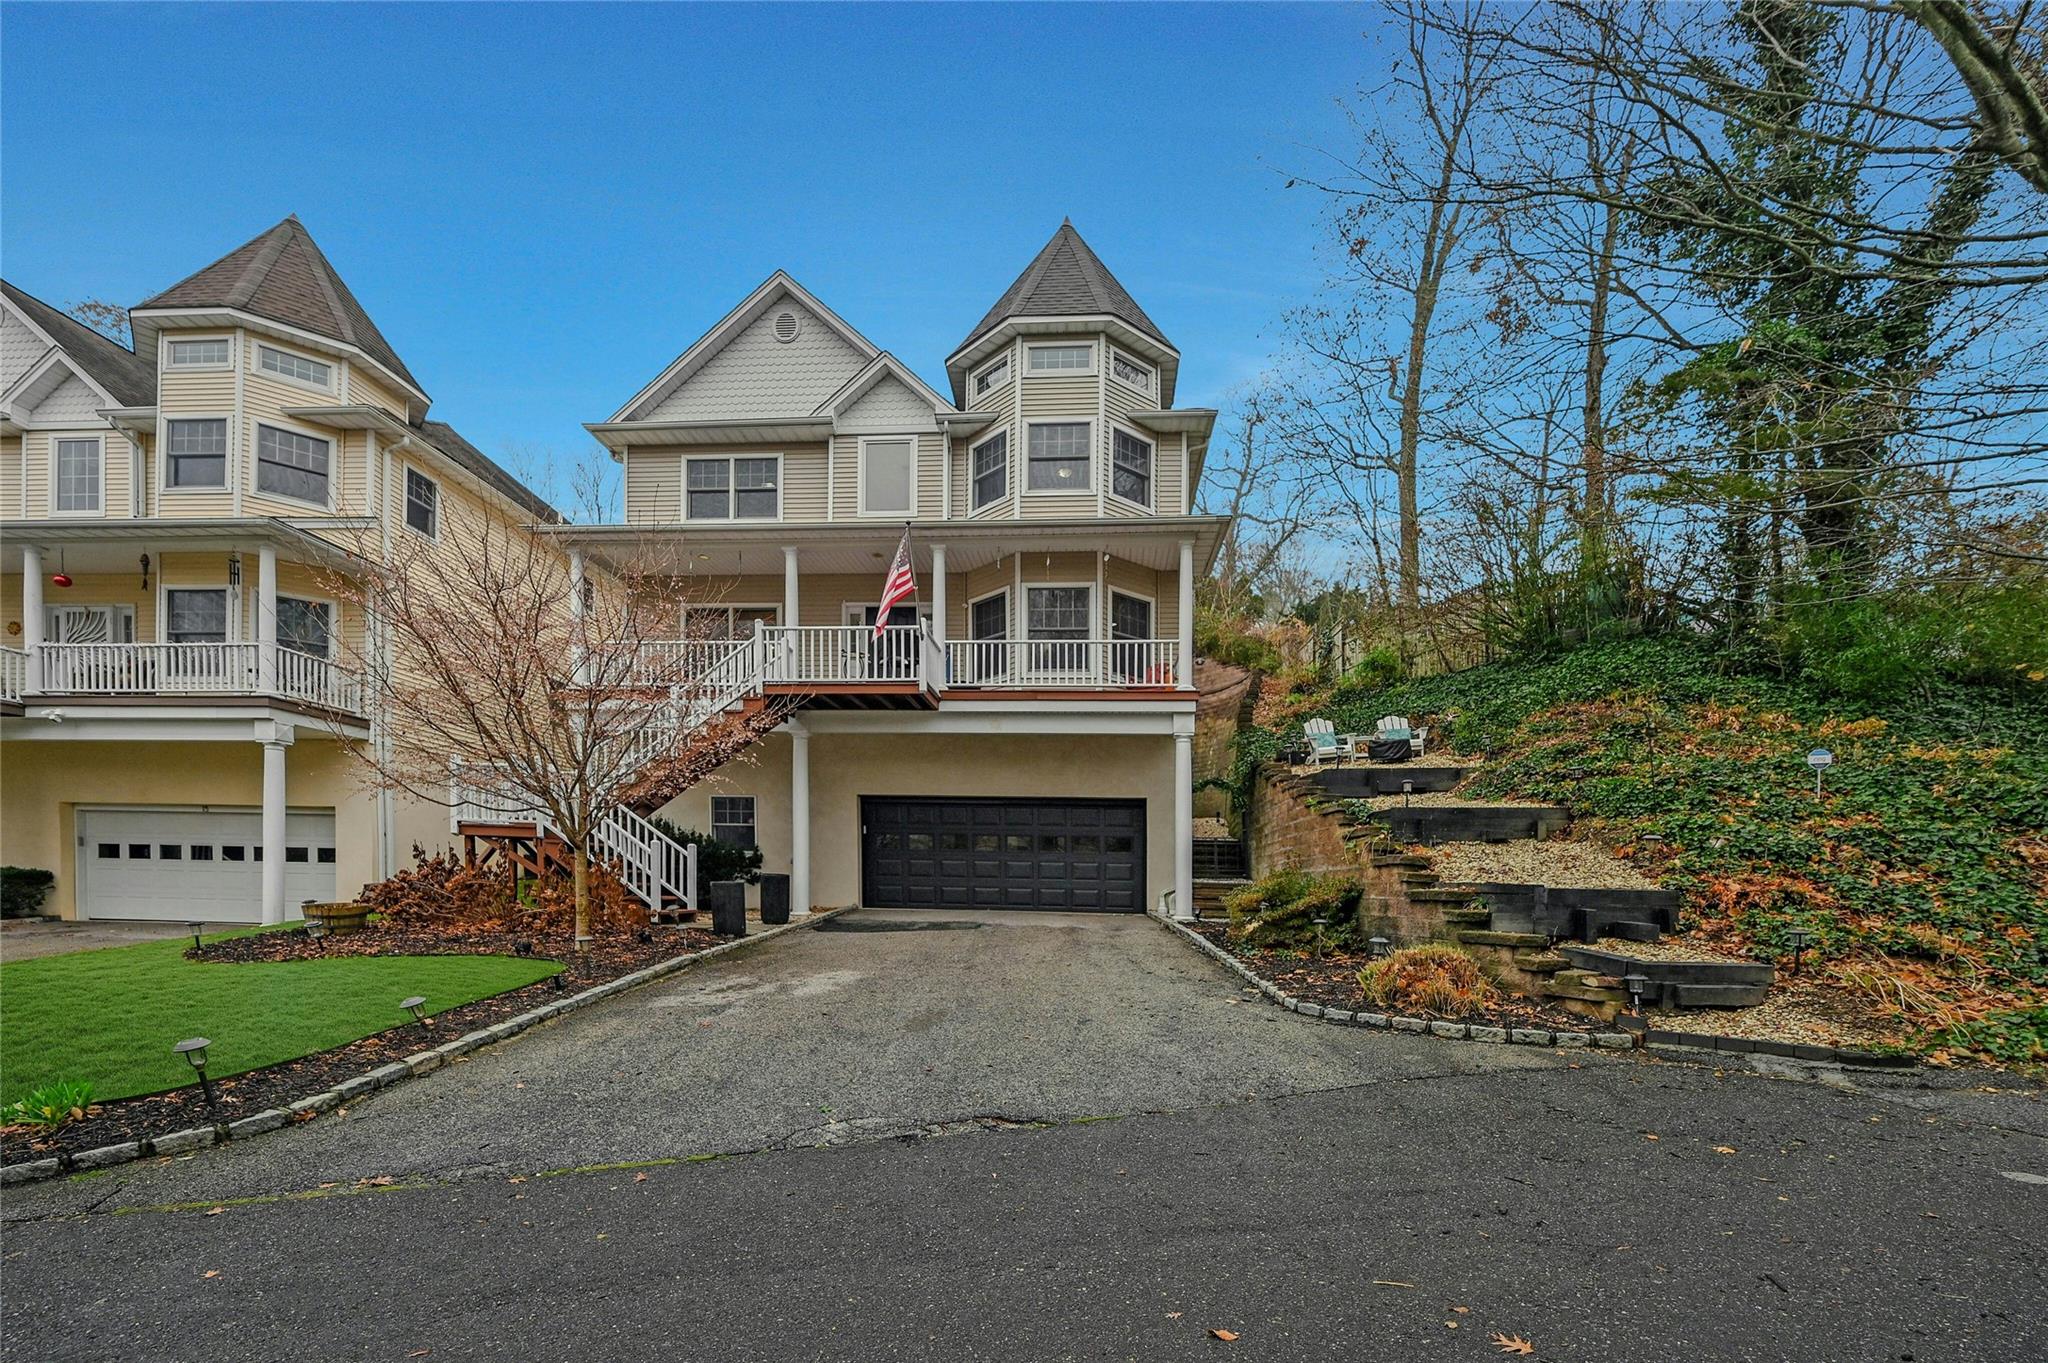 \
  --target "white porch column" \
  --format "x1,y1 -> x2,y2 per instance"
1176,537 -> 1196,689
781,545 -> 801,681
568,549 -> 588,685
21,545 -> 44,694
258,720 -> 295,924
930,543 -> 947,644
1173,718 -> 1195,920
256,544 -> 278,694
789,719 -> 811,916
